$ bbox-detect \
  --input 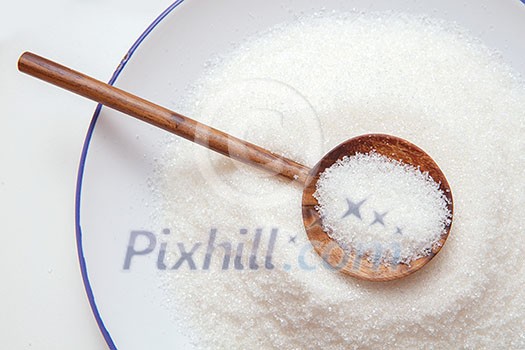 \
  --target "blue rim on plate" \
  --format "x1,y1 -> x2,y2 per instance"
75,1 -> 185,349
